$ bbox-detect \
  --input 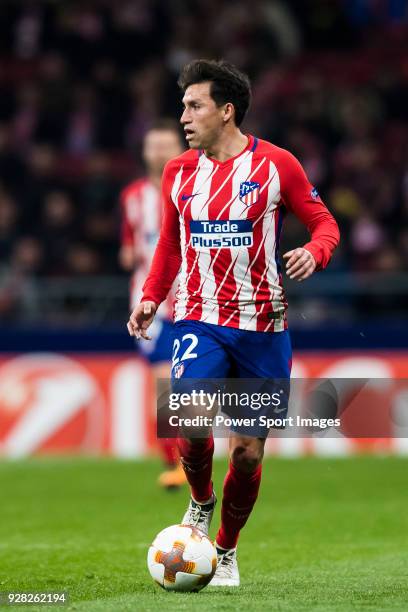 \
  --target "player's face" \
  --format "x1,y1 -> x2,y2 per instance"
143,130 -> 183,175
180,82 -> 226,150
